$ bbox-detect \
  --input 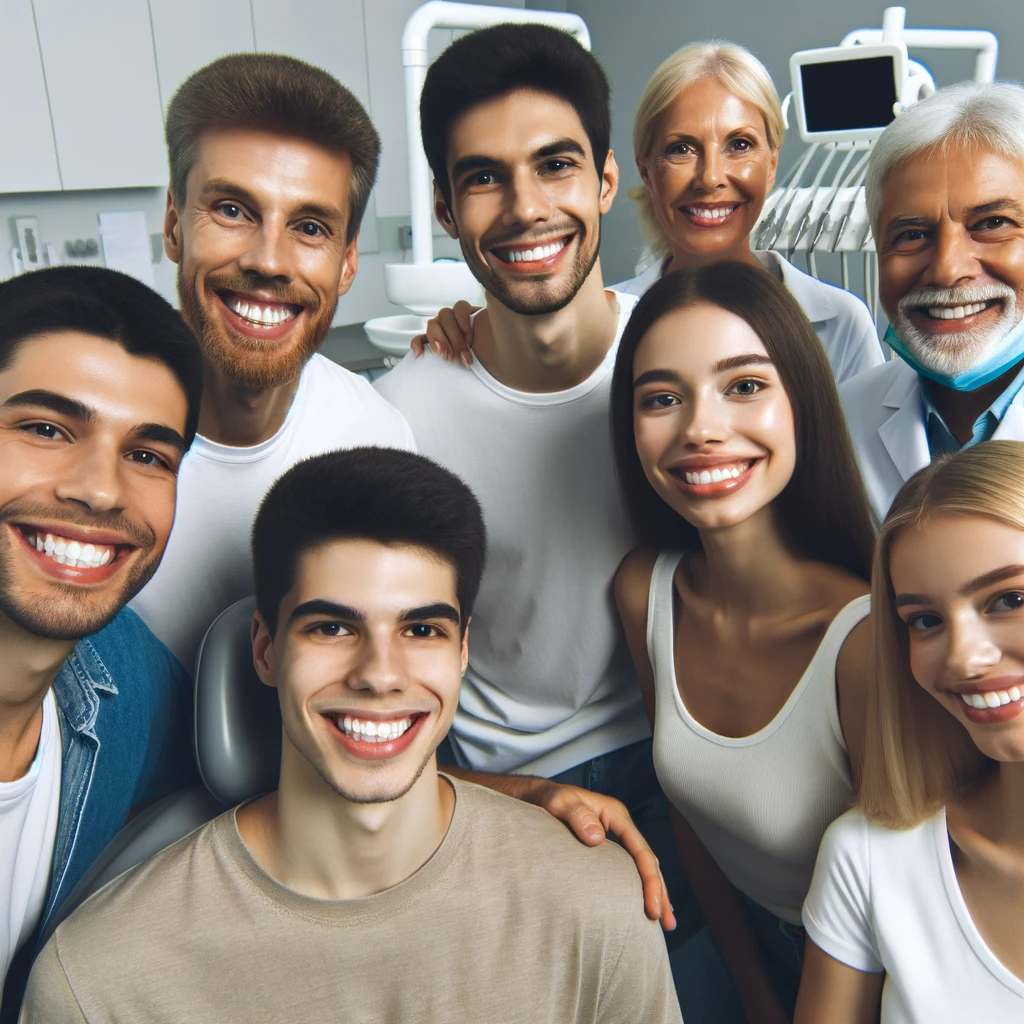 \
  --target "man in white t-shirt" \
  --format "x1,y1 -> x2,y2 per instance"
376,24 -> 687,939
130,54 -> 414,670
